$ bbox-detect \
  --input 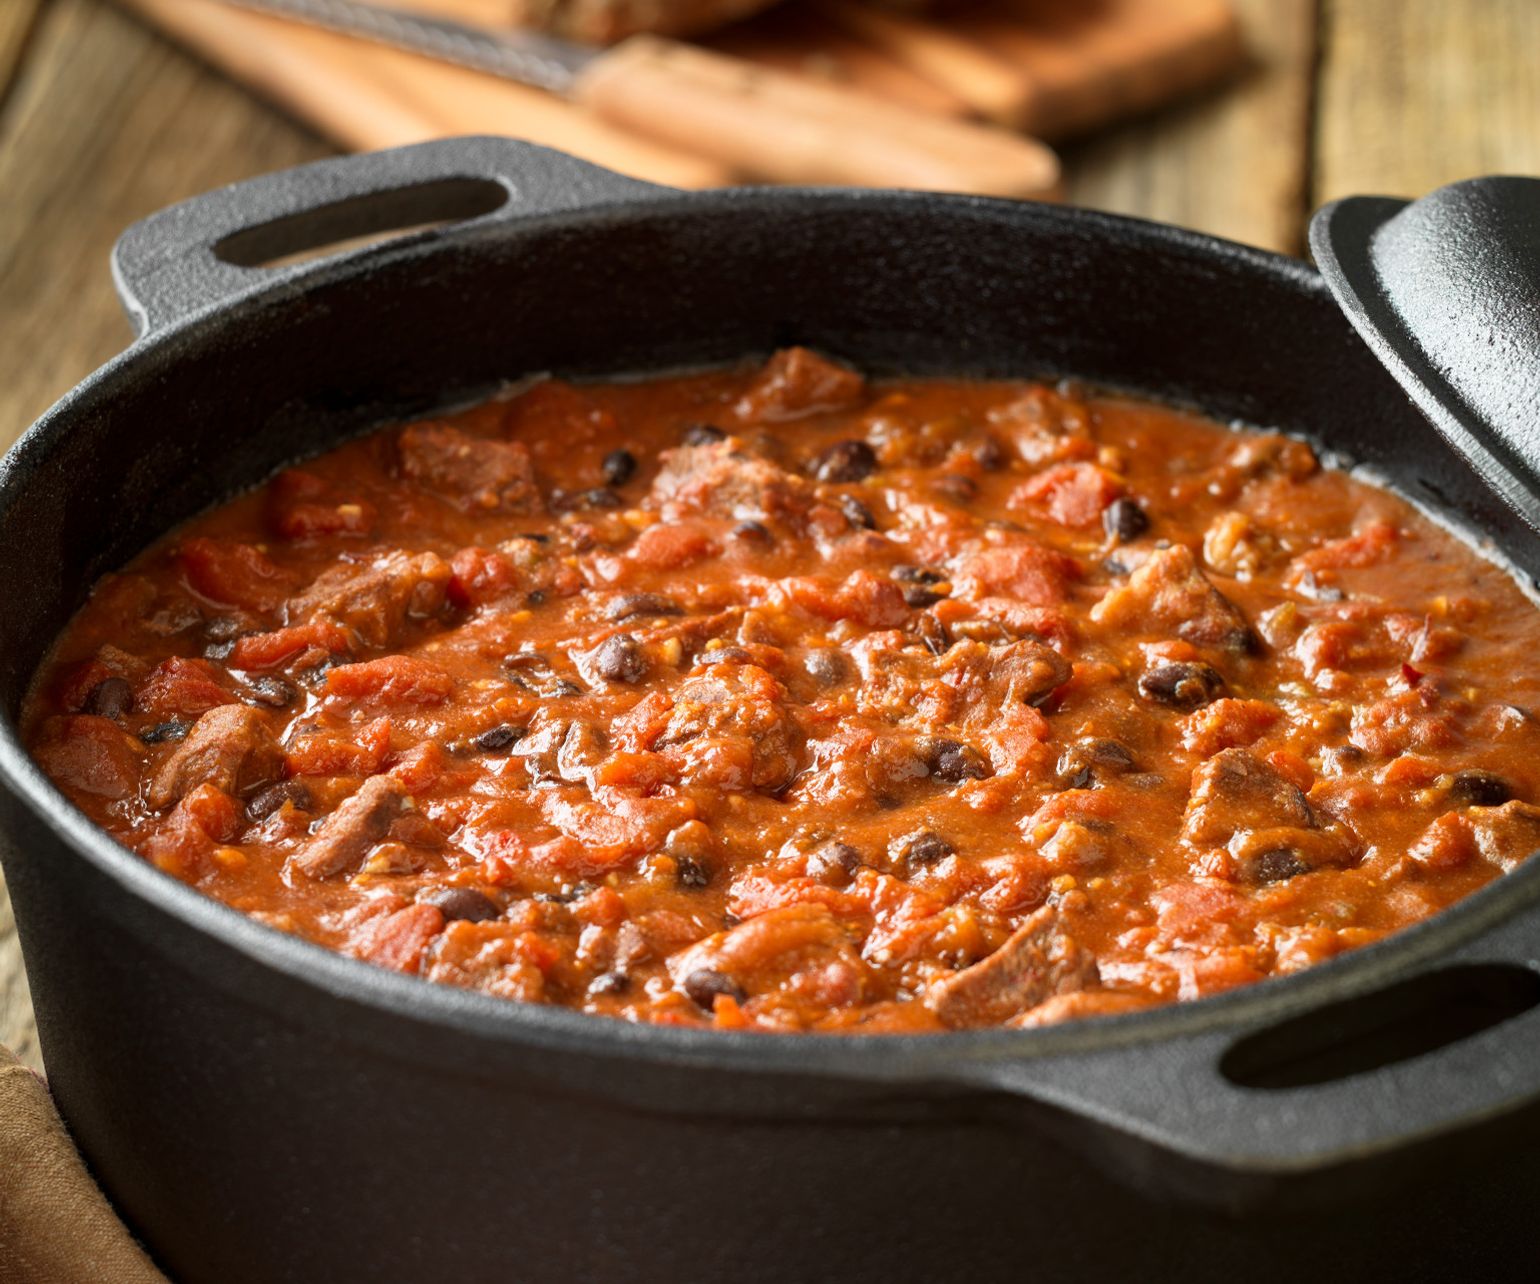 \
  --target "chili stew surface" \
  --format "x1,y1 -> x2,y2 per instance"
24,350 -> 1540,1033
